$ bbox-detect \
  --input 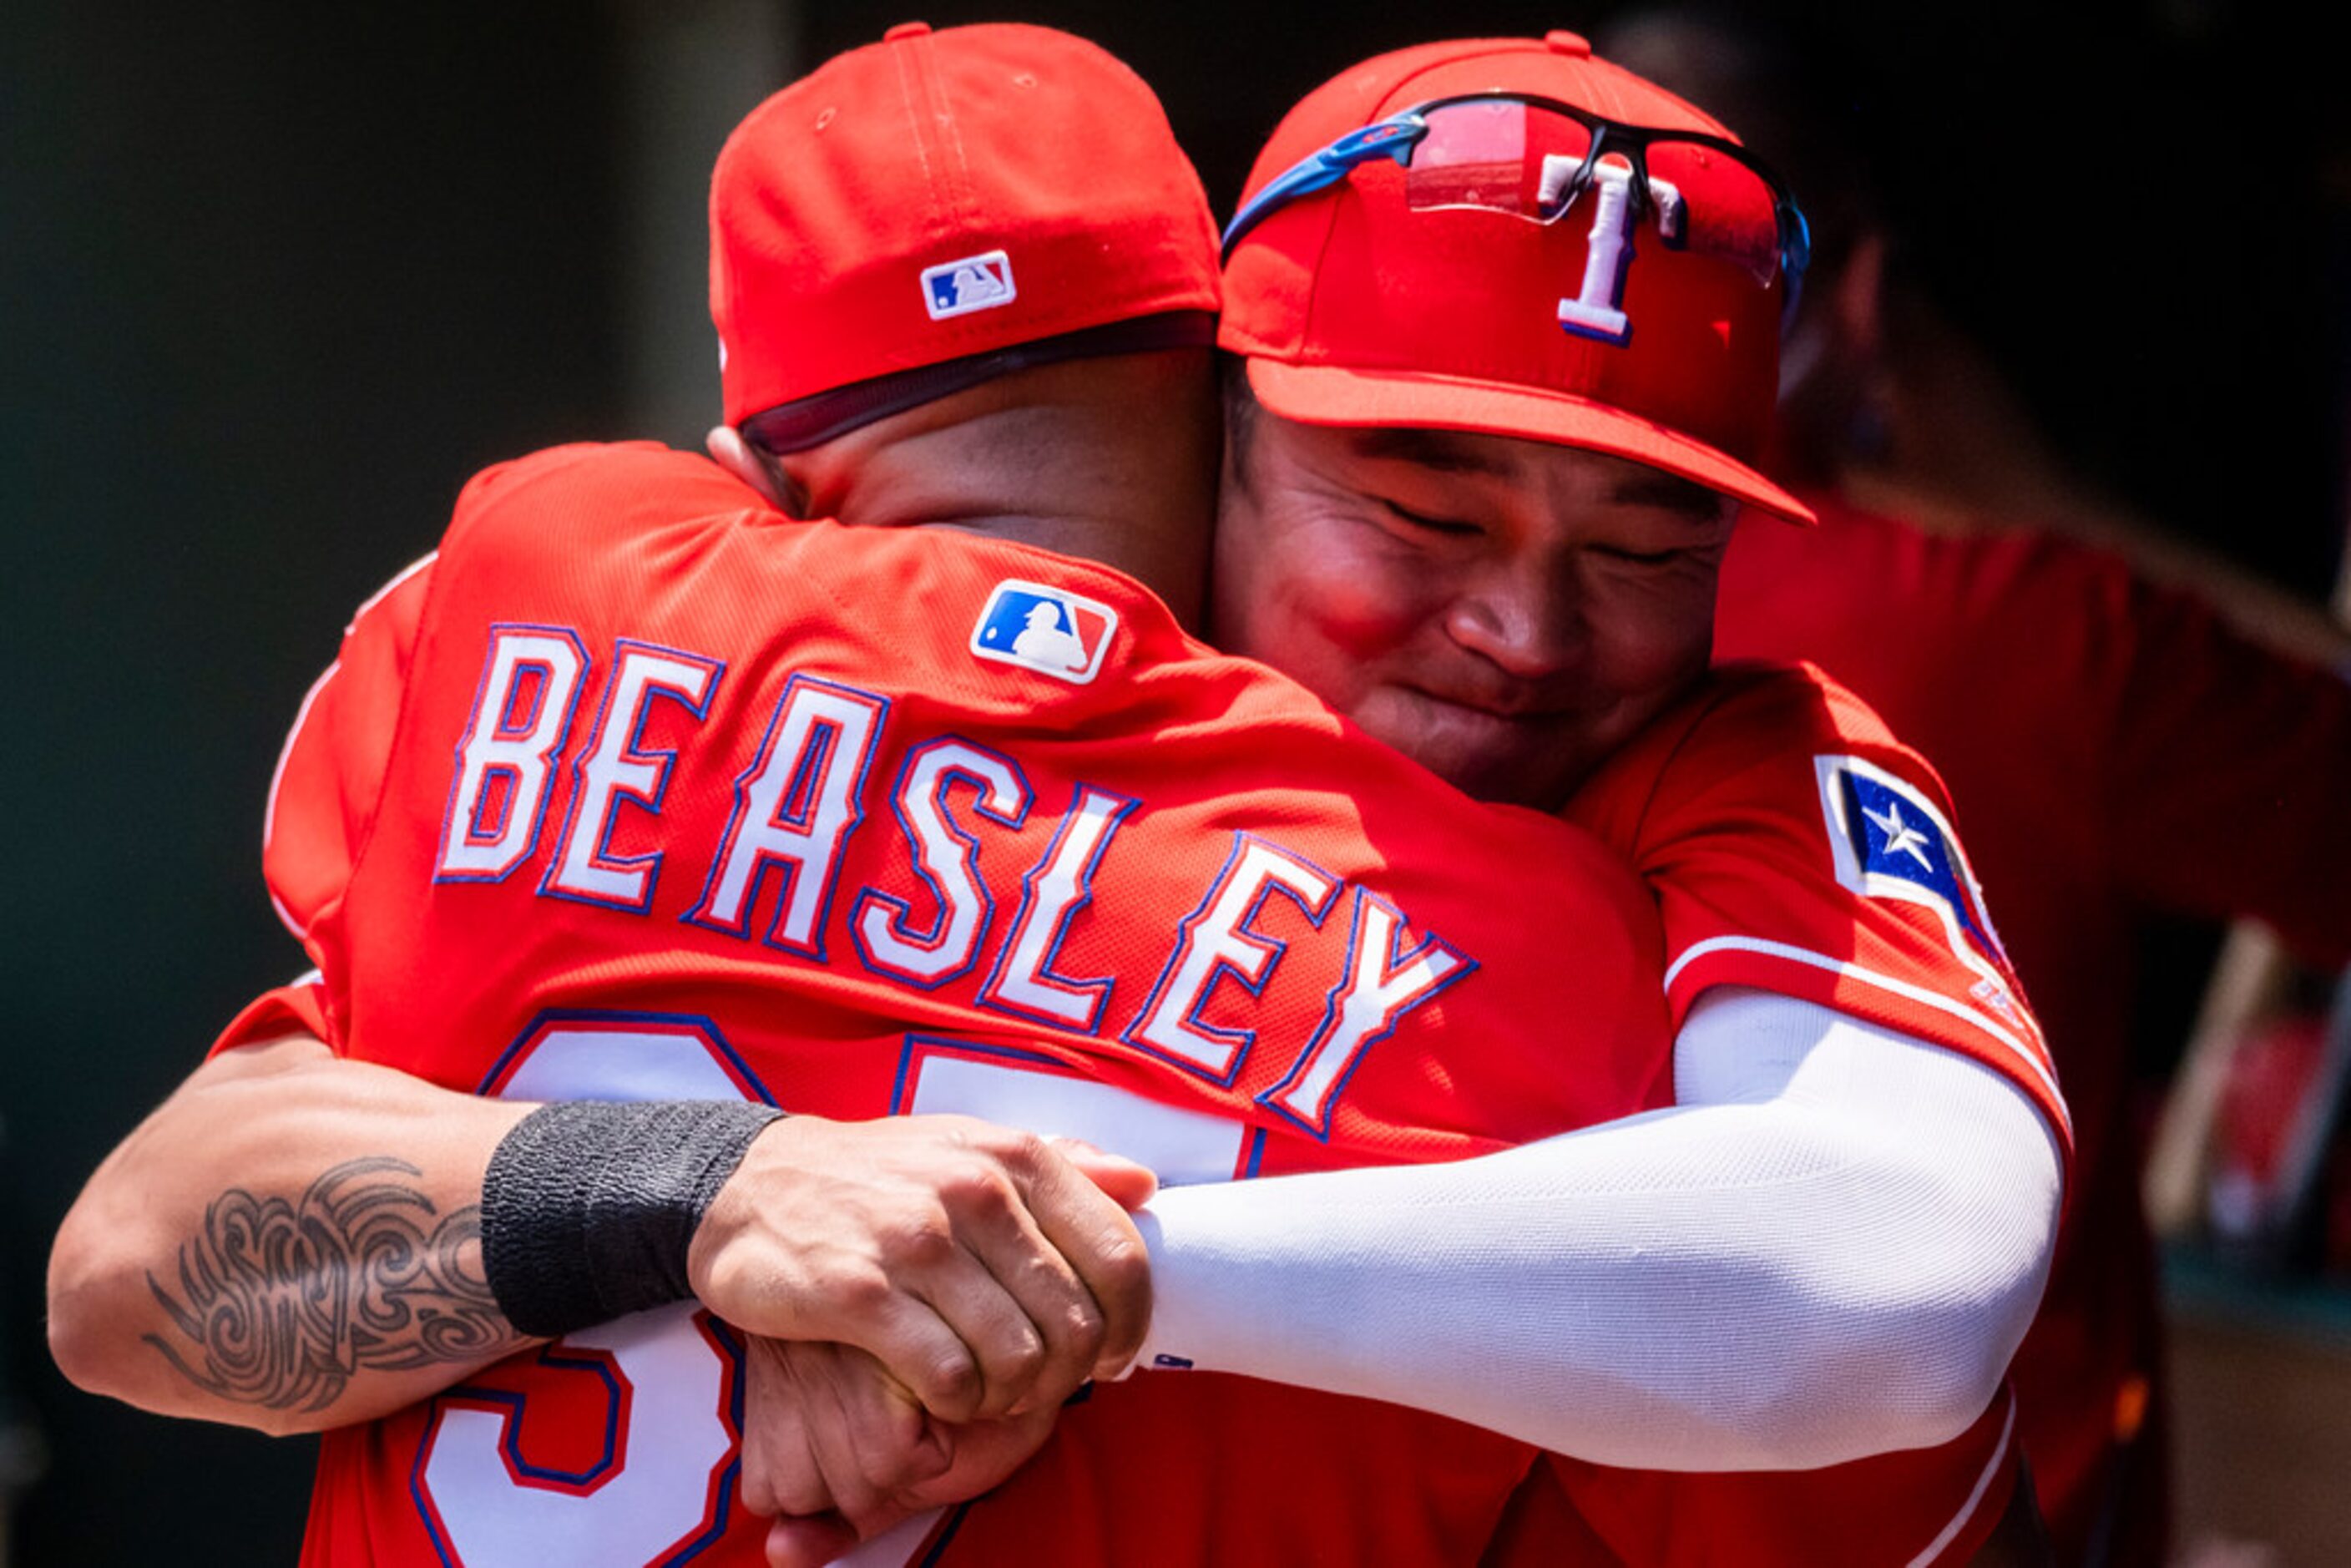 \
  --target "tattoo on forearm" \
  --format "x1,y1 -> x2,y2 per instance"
144,1156 -> 518,1413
